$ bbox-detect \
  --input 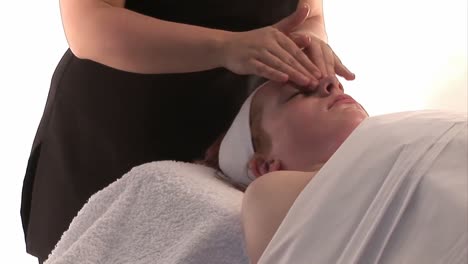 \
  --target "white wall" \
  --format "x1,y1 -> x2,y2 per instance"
1,1 -> 68,263
325,0 -> 467,115
0,0 -> 466,263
